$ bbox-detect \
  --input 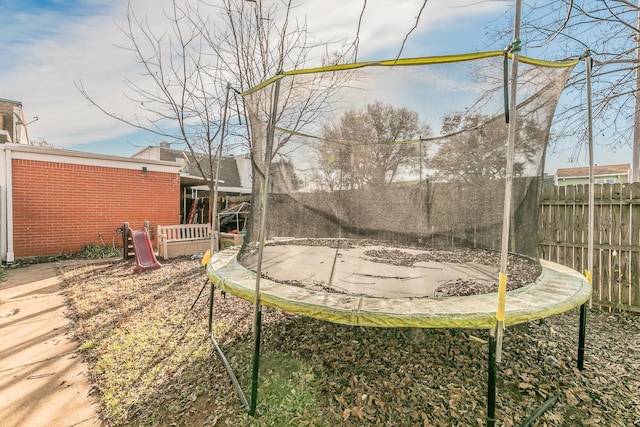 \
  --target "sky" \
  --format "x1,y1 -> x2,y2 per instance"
0,0 -> 633,173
